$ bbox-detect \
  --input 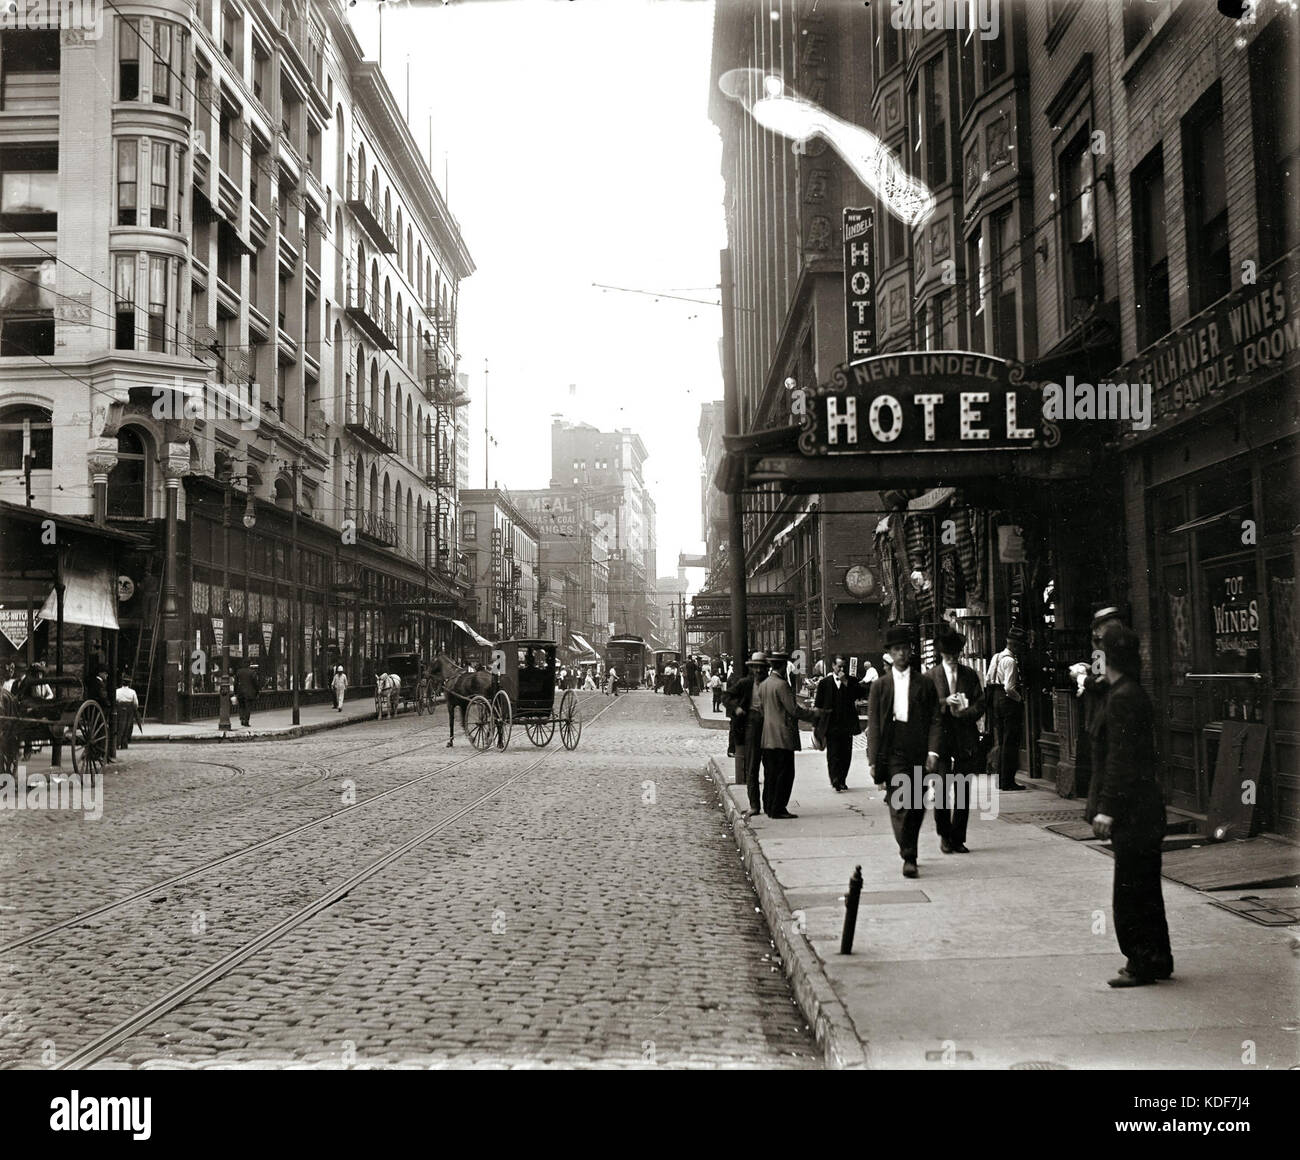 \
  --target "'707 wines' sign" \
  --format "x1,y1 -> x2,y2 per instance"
796,353 -> 1048,455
